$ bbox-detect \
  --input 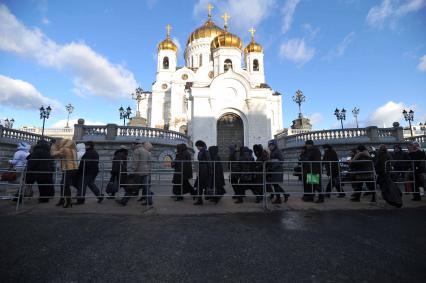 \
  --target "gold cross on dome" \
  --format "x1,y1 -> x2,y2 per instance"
207,3 -> 214,18
249,27 -> 256,39
166,24 -> 172,38
221,12 -> 230,28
